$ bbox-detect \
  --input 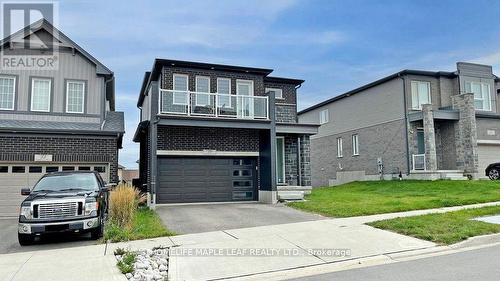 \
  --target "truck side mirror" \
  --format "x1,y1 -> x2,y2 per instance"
21,188 -> 31,196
